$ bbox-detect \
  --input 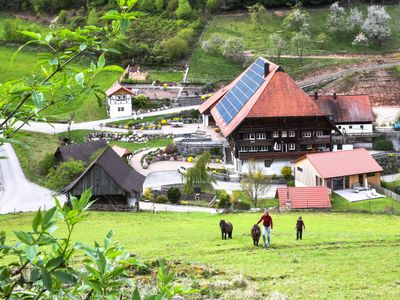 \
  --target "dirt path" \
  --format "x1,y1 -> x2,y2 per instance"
279,53 -> 398,60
